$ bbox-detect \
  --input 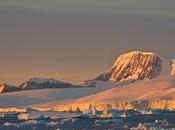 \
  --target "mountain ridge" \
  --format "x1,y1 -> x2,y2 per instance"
0,77 -> 81,94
